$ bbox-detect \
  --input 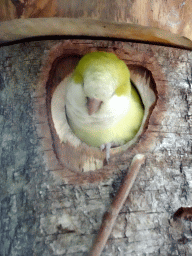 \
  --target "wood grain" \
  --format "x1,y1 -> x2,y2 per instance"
1,18 -> 192,50
1,0 -> 192,45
